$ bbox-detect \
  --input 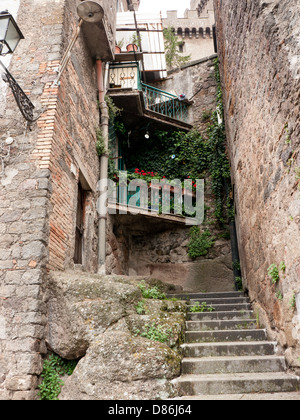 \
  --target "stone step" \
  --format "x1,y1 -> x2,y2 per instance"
182,355 -> 286,375
174,392 -> 300,400
188,303 -> 252,312
173,372 -> 299,396
185,329 -> 267,343
188,310 -> 254,321
167,291 -> 245,300
186,319 -> 257,331
189,297 -> 249,305
181,341 -> 277,358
